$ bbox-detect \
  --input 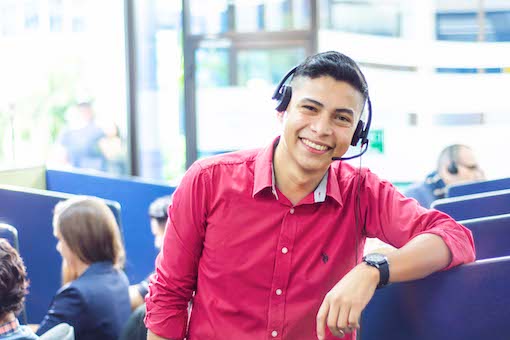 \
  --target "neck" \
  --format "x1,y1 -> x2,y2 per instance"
273,144 -> 327,205
0,312 -> 15,324
74,260 -> 91,278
